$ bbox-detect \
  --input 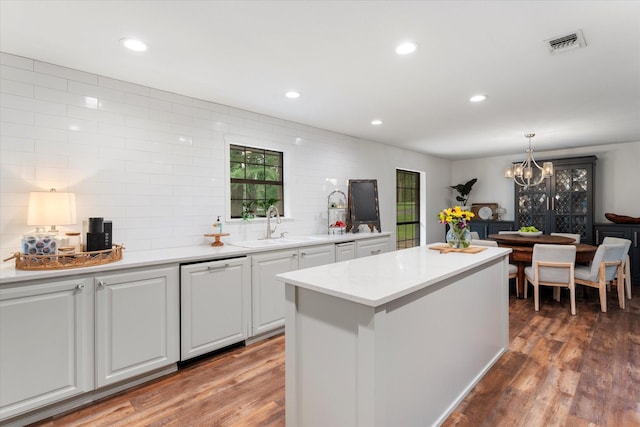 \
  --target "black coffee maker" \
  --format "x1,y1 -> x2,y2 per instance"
85,217 -> 112,251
